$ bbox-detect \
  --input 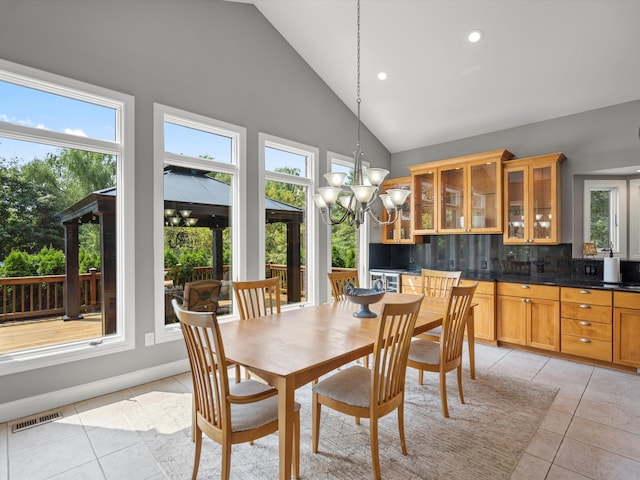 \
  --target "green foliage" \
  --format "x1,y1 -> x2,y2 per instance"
331,223 -> 356,268
589,190 -> 610,248
2,250 -> 36,277
79,247 -> 101,273
35,245 -> 65,275
164,248 -> 179,268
